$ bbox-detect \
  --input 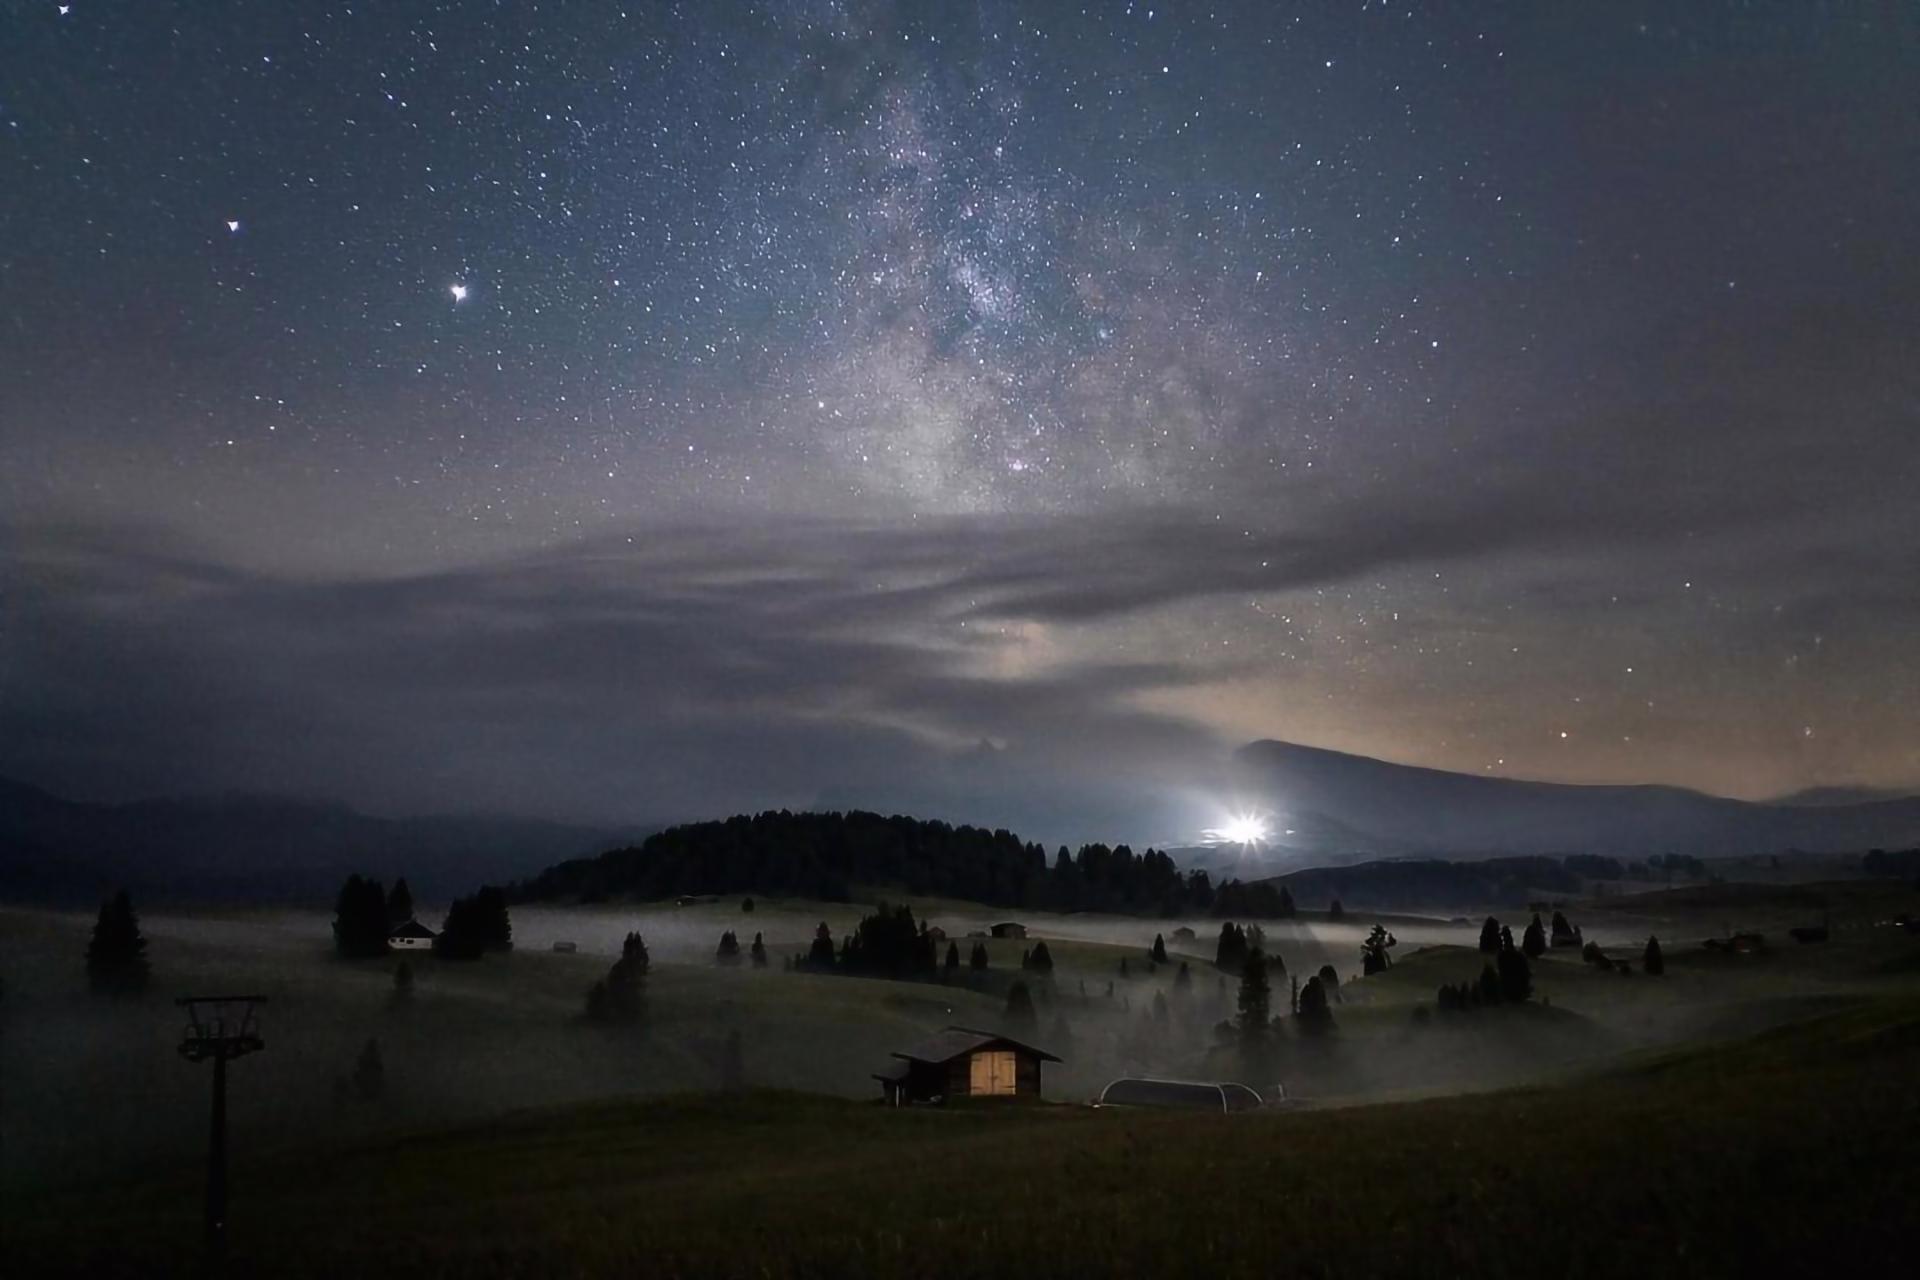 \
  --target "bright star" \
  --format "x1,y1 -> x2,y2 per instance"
226,220 -> 240,233
449,283 -> 468,302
